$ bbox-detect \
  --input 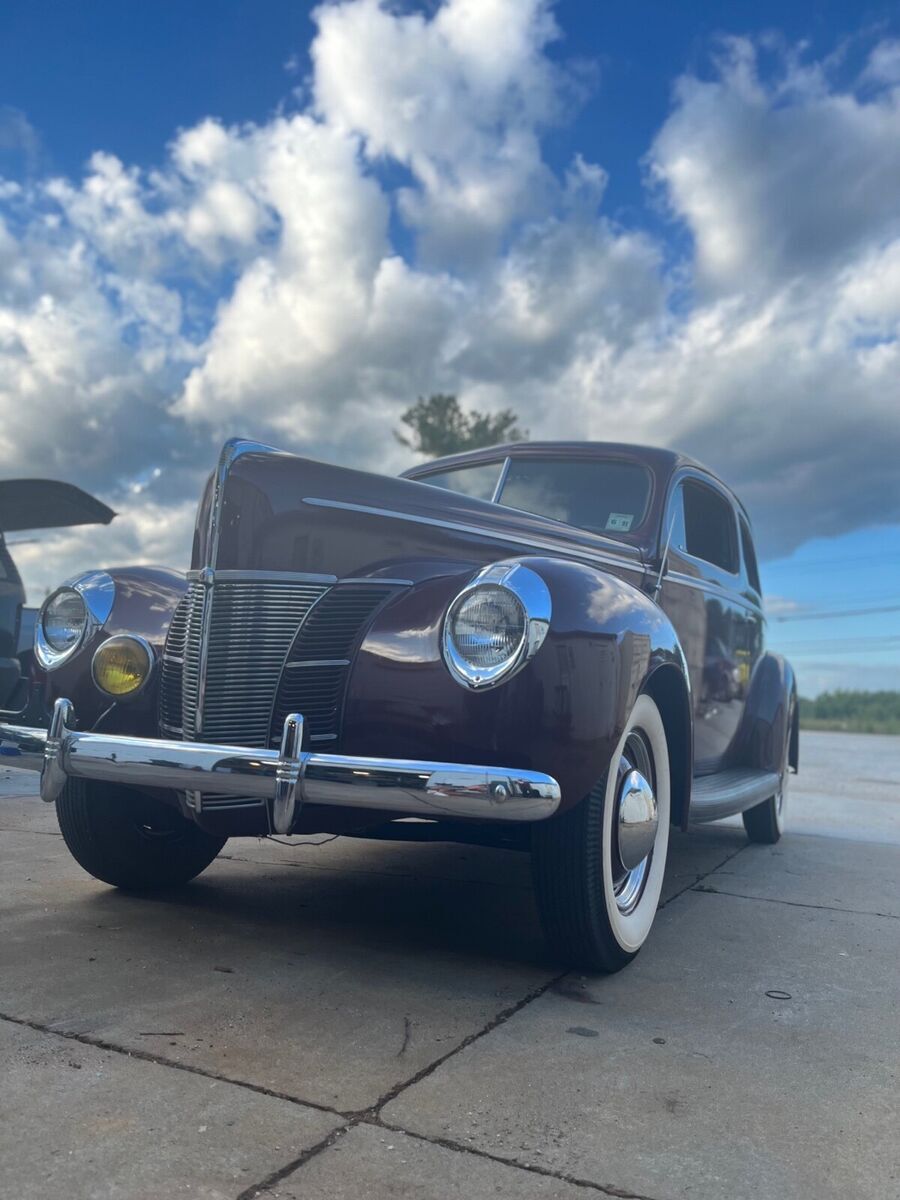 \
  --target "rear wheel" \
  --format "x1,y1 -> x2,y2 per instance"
57,778 -> 225,889
743,702 -> 794,845
531,693 -> 671,973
